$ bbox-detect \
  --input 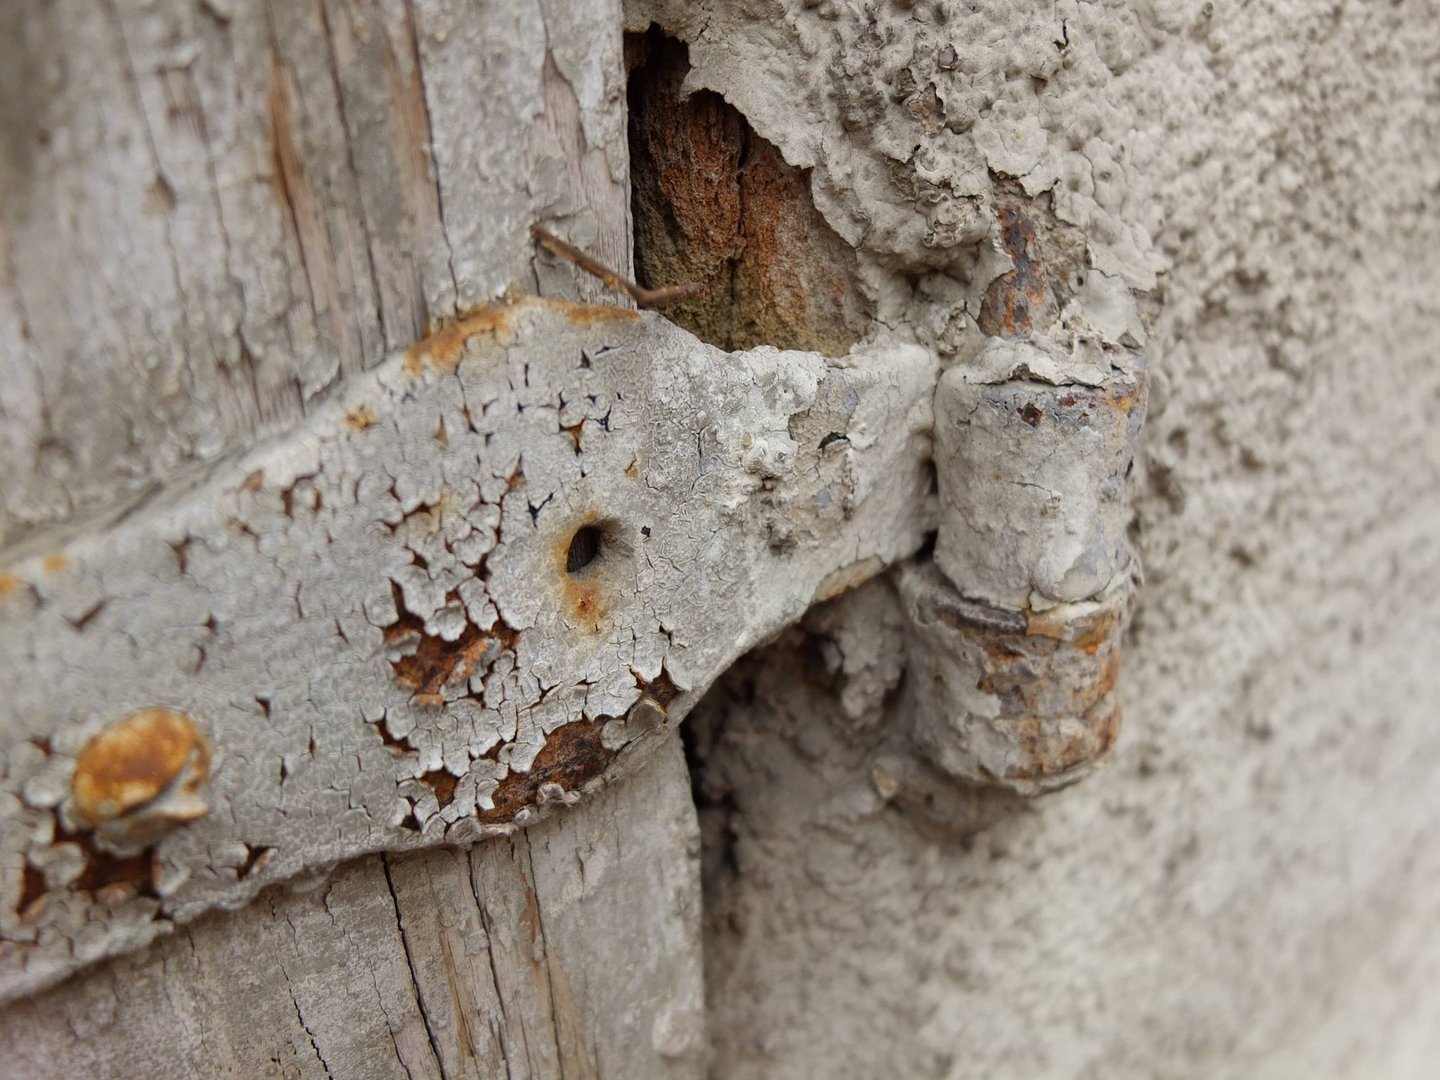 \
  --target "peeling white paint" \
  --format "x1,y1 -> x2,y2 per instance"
0,300 -> 936,1000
